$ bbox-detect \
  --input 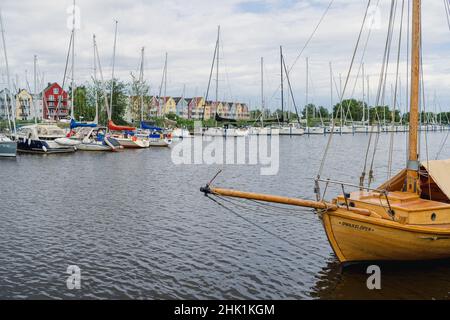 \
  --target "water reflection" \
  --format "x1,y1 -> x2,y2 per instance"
312,259 -> 450,300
